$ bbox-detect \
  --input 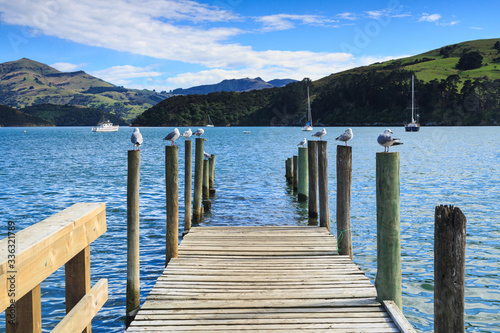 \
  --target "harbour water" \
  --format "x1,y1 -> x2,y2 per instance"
1,126 -> 499,332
